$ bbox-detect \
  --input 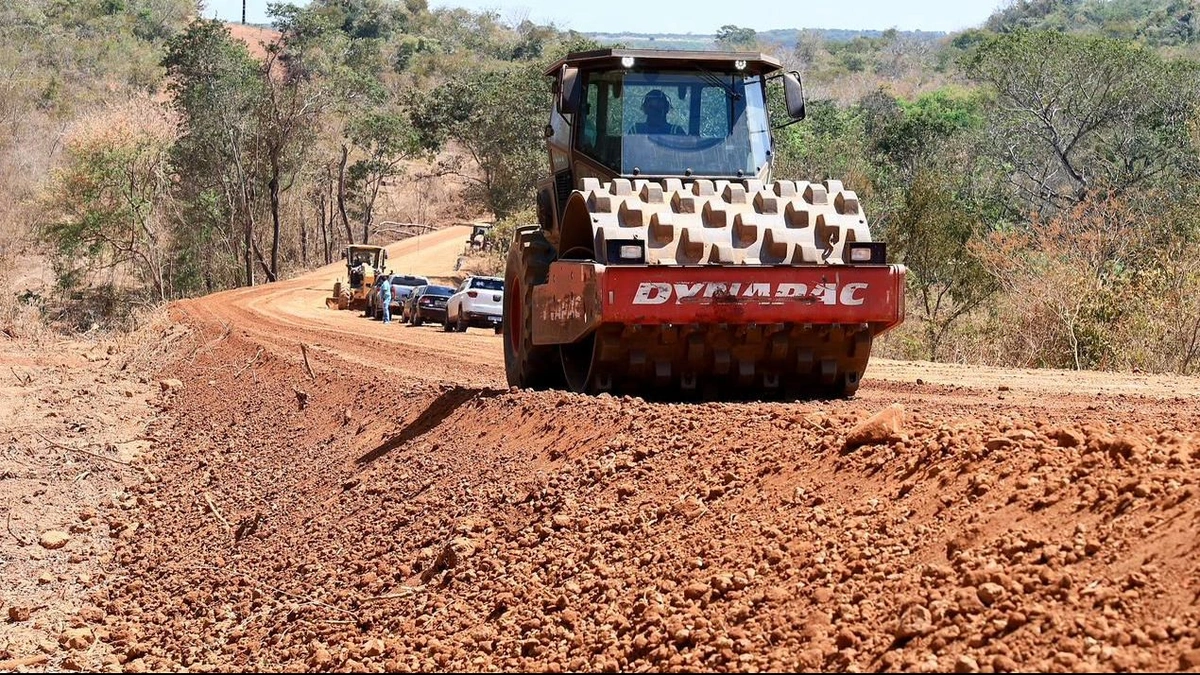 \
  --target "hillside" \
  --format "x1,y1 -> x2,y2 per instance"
584,27 -> 948,51
983,0 -> 1200,46
585,0 -> 1200,53
225,22 -> 282,59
